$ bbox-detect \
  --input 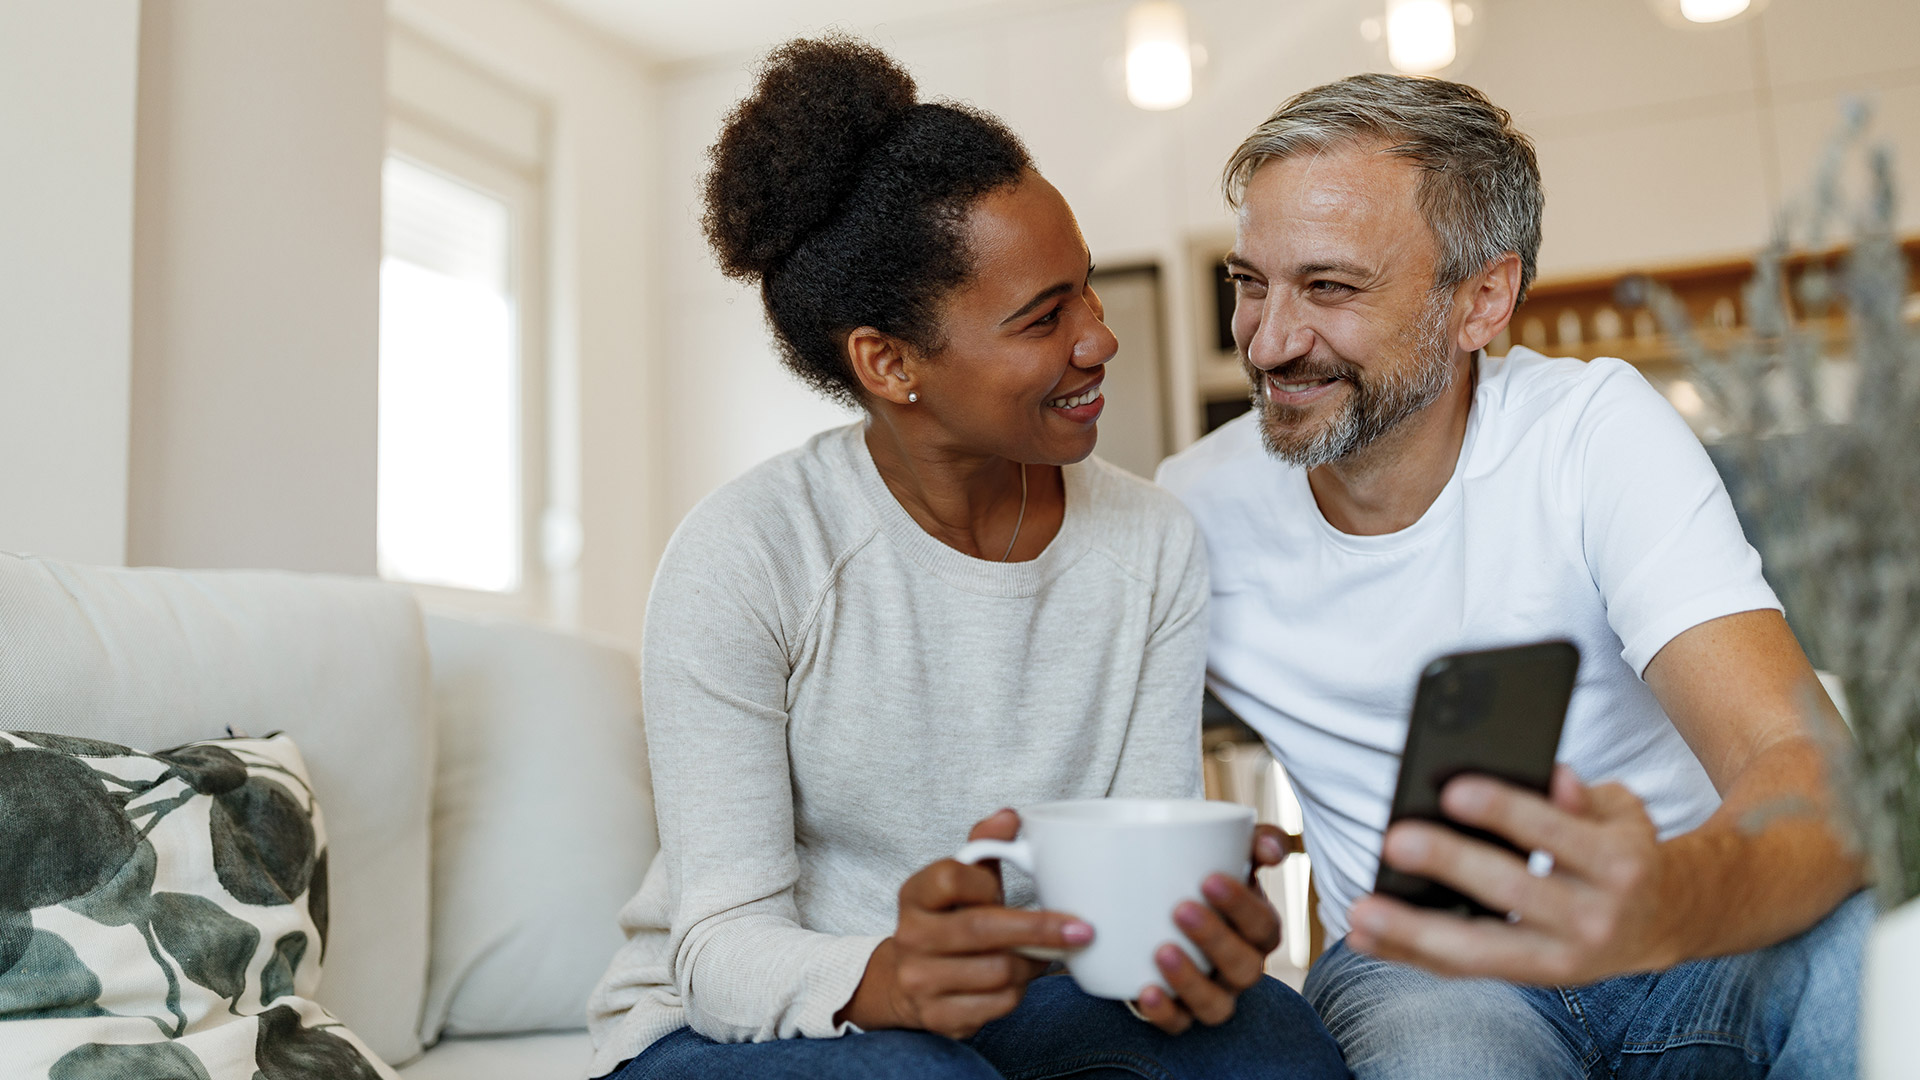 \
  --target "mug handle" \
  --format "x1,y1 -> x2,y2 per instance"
952,837 -> 1073,962
954,837 -> 1034,875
